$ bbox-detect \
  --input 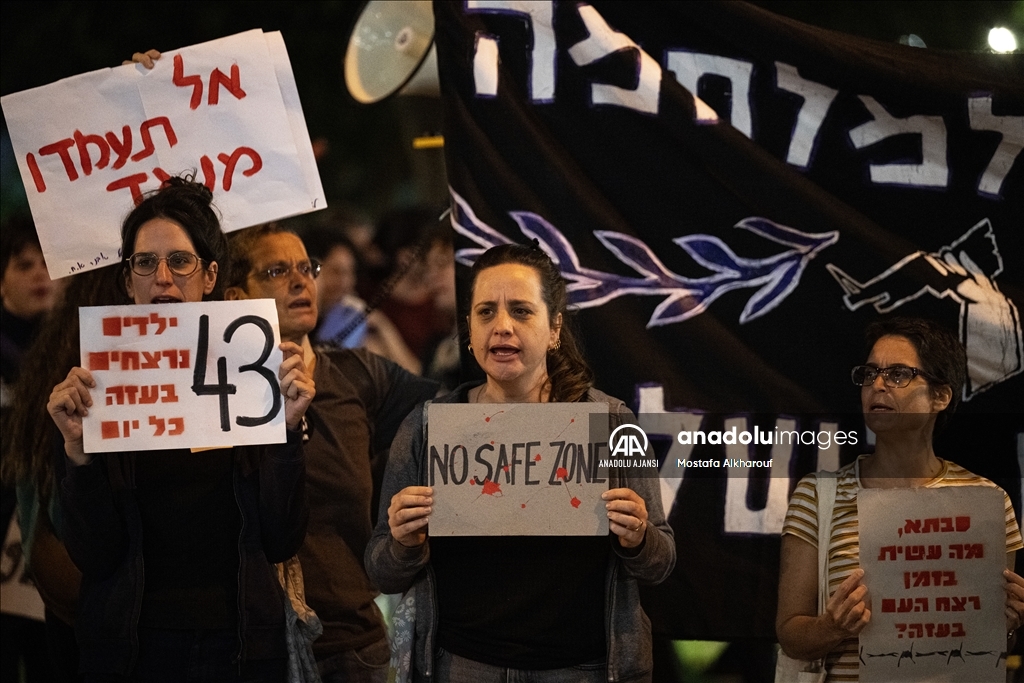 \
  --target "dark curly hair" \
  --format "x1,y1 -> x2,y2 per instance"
864,317 -> 966,431
467,243 -> 593,403
1,215 -> 42,281
1,264 -> 124,494
120,176 -> 227,301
